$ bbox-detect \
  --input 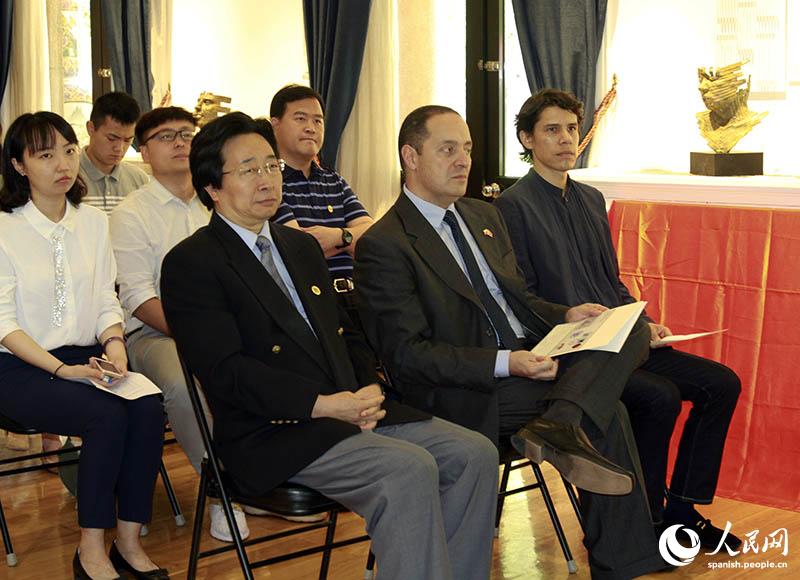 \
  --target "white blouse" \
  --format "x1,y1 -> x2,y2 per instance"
0,200 -> 124,352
